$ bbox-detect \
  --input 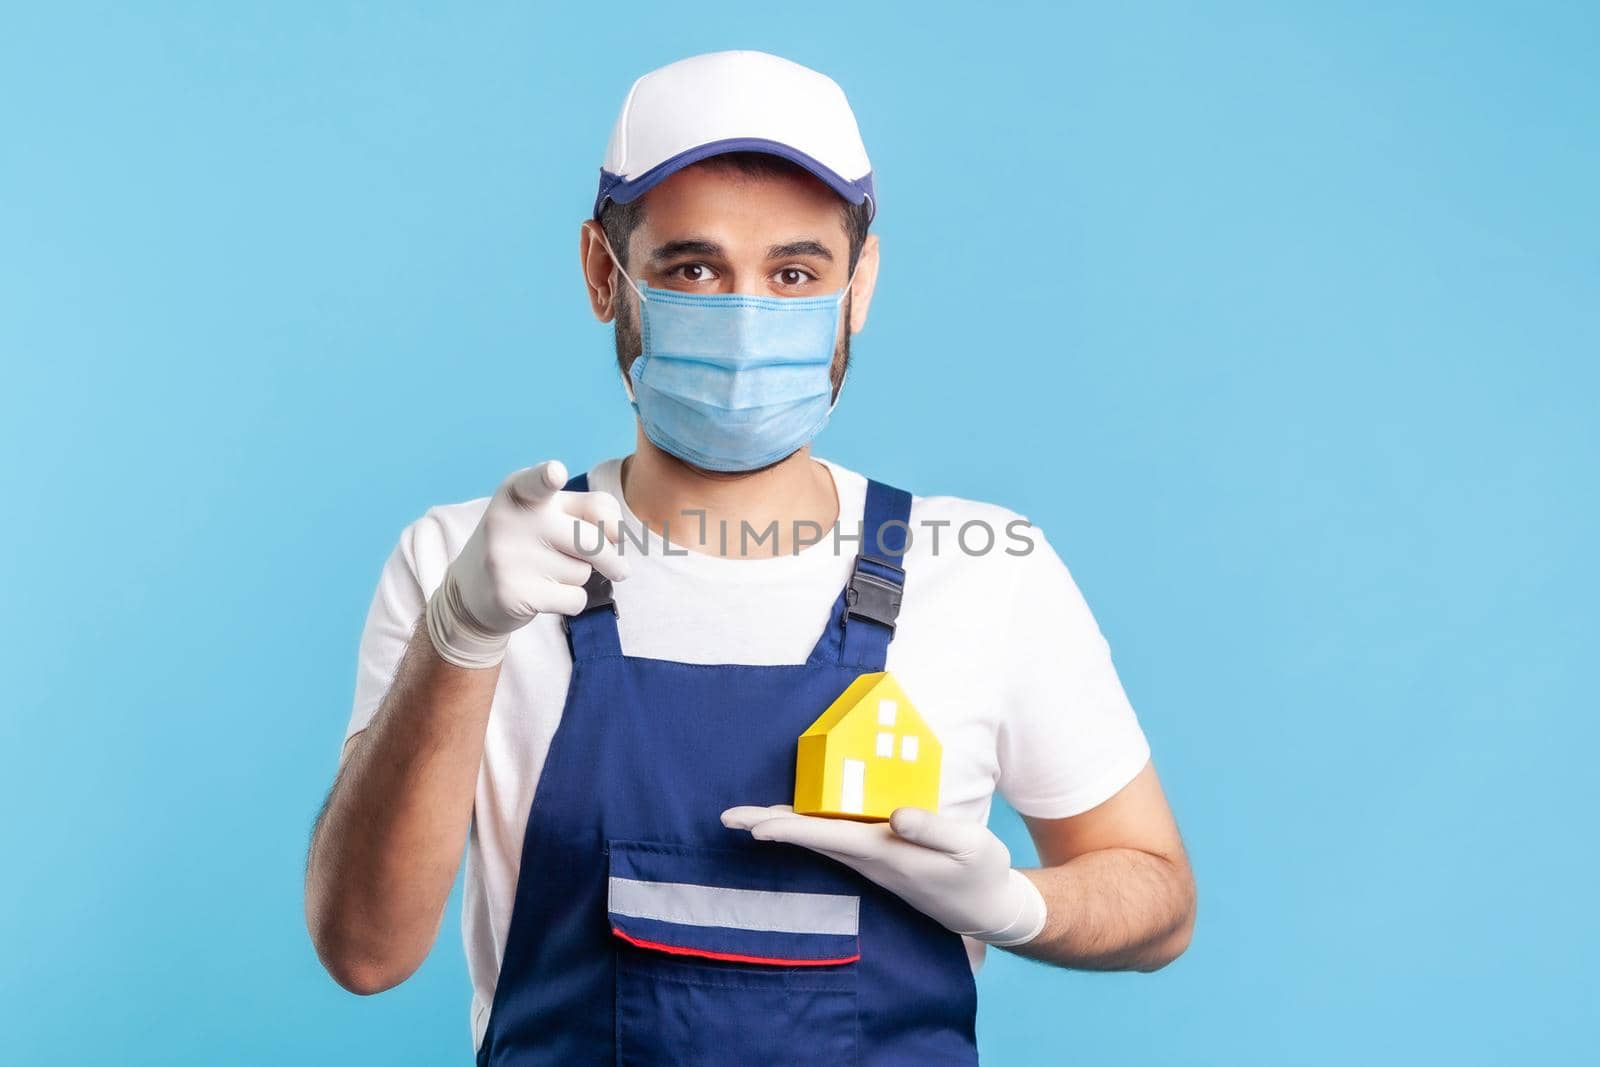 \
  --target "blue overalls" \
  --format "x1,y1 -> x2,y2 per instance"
475,477 -> 979,1066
